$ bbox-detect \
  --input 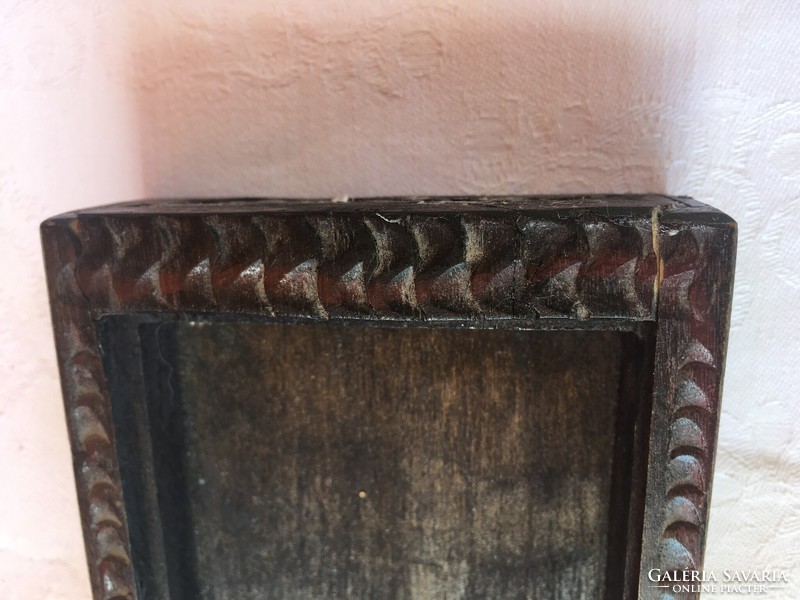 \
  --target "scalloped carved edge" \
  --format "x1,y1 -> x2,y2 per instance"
642,212 -> 736,600
42,198 -> 734,600
44,235 -> 136,600
65,211 -> 660,321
